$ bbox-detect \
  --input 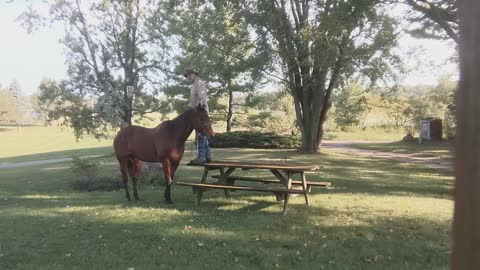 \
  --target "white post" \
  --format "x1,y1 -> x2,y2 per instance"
127,86 -> 134,99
